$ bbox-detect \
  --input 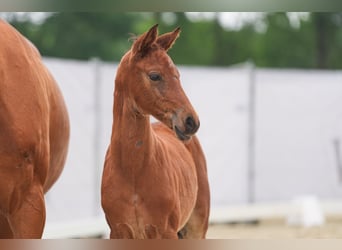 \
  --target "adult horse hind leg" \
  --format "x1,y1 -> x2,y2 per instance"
0,215 -> 13,239
8,182 -> 46,238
